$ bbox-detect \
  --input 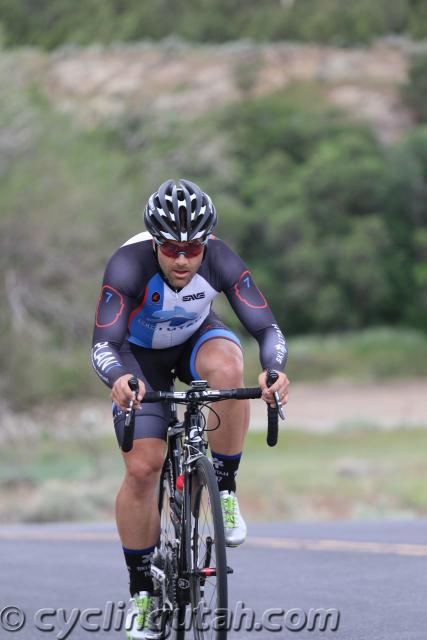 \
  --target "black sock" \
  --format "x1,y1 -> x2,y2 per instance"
211,450 -> 242,493
123,545 -> 155,596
